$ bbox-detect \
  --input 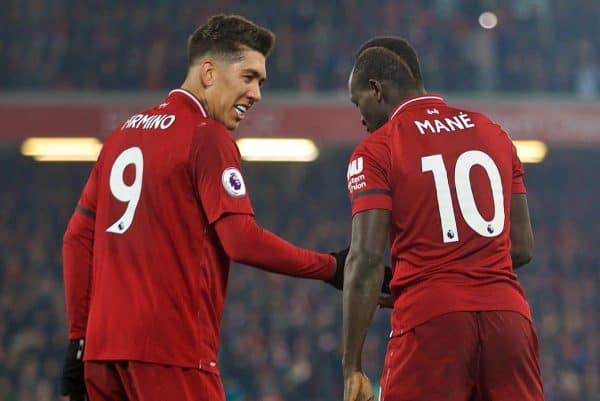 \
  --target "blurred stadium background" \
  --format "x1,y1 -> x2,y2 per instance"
1,1 -> 599,400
